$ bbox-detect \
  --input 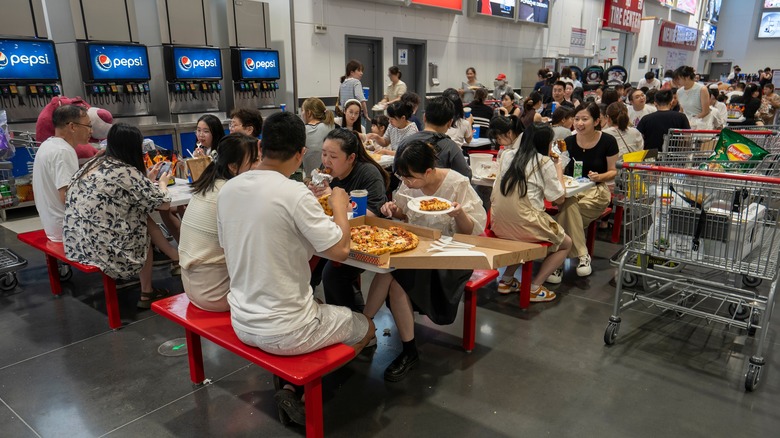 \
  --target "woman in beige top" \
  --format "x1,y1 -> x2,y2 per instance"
178,133 -> 259,311
379,66 -> 407,106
